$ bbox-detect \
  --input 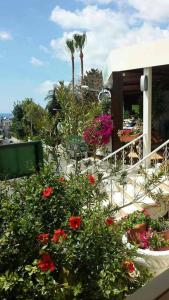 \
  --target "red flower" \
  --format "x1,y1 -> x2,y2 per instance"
69,216 -> 81,229
105,217 -> 114,226
123,261 -> 135,273
42,187 -> 53,198
87,174 -> 95,185
38,253 -> 55,272
37,233 -> 49,244
51,229 -> 67,243
58,177 -> 65,182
